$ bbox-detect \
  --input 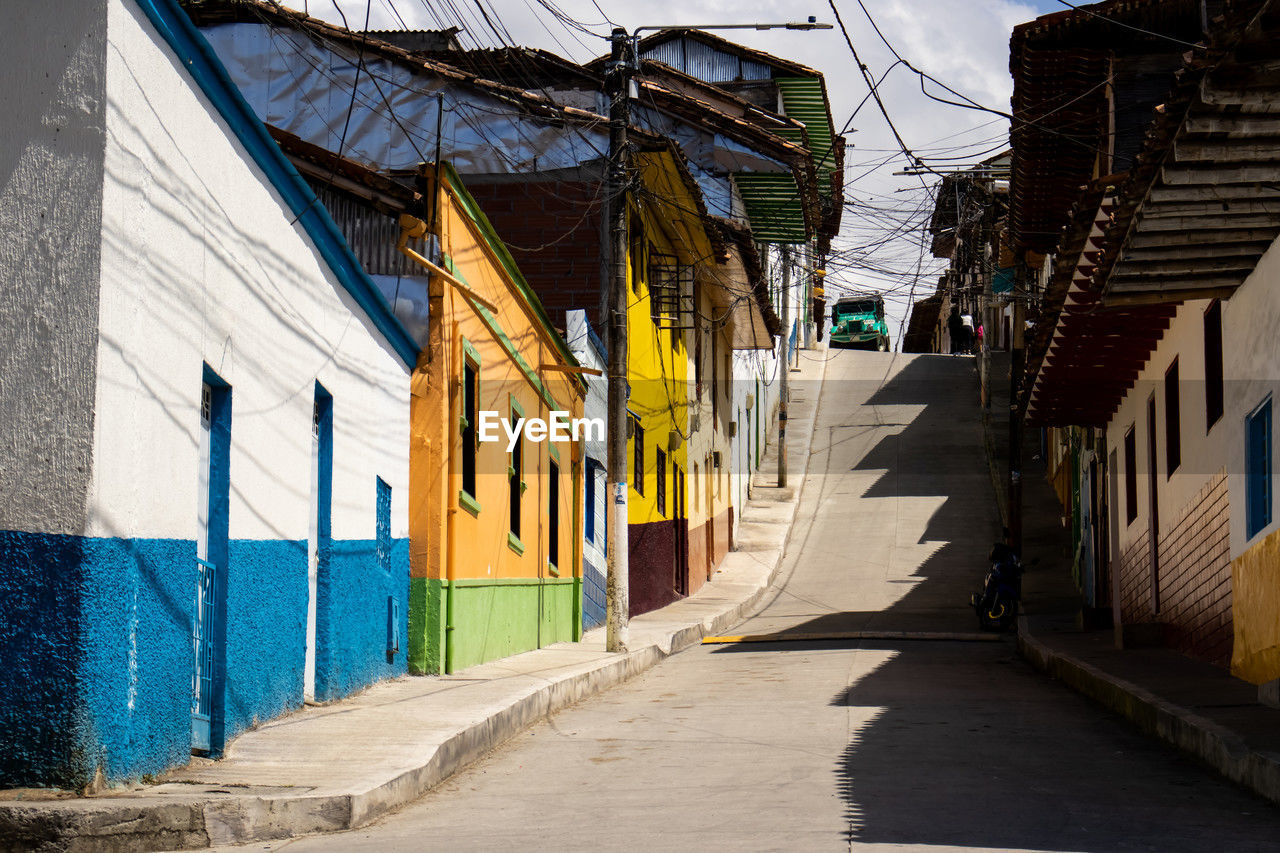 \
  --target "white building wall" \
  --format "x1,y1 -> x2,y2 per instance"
1106,298 -> 1222,560
732,347 -> 780,530
724,240 -> 788,539
1105,235 -> 1280,564
92,0 -> 410,545
565,310 -> 607,623
0,0 -> 109,537
1220,239 -> 1280,559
